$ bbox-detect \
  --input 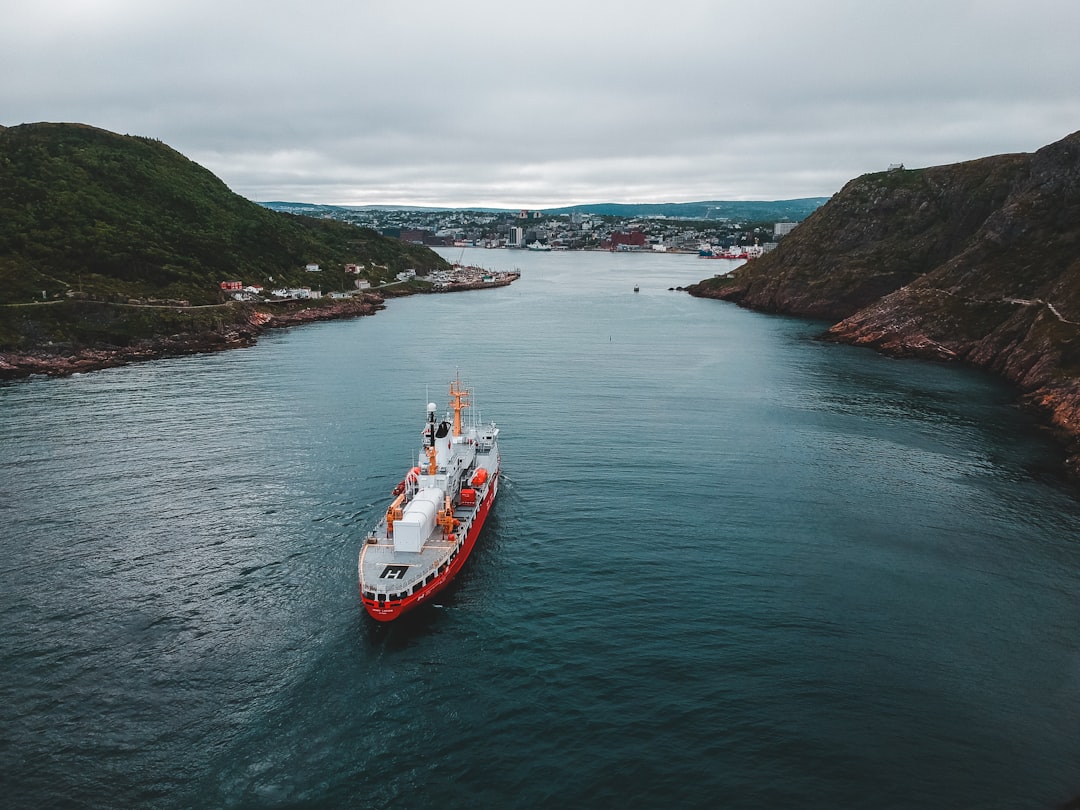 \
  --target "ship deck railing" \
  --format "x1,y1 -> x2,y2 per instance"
362,524 -> 469,598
